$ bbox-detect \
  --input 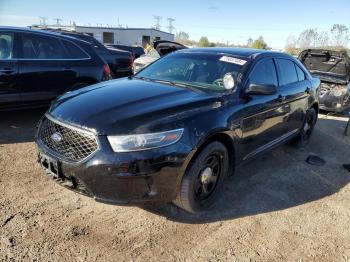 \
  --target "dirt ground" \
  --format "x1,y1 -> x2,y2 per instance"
1,108 -> 350,261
